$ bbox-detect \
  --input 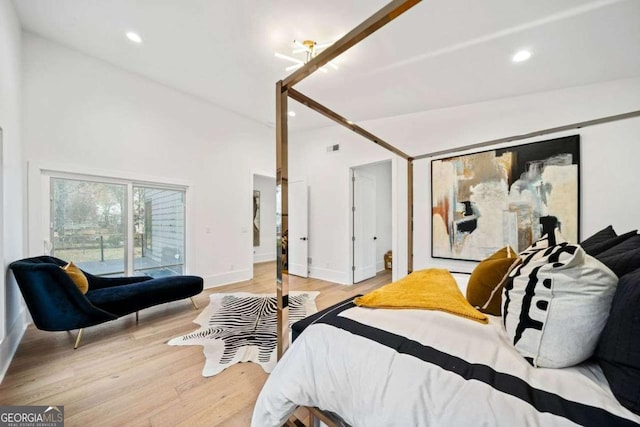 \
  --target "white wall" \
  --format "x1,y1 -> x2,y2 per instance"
0,0 -> 26,382
289,124 -> 408,284
292,77 -> 640,281
411,78 -> 640,273
353,161 -> 392,272
22,33 -> 274,288
253,174 -> 276,263
414,116 -> 640,273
